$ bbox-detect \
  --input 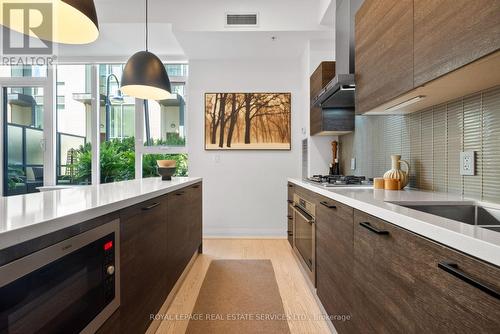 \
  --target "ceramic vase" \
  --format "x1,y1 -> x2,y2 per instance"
383,155 -> 410,189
